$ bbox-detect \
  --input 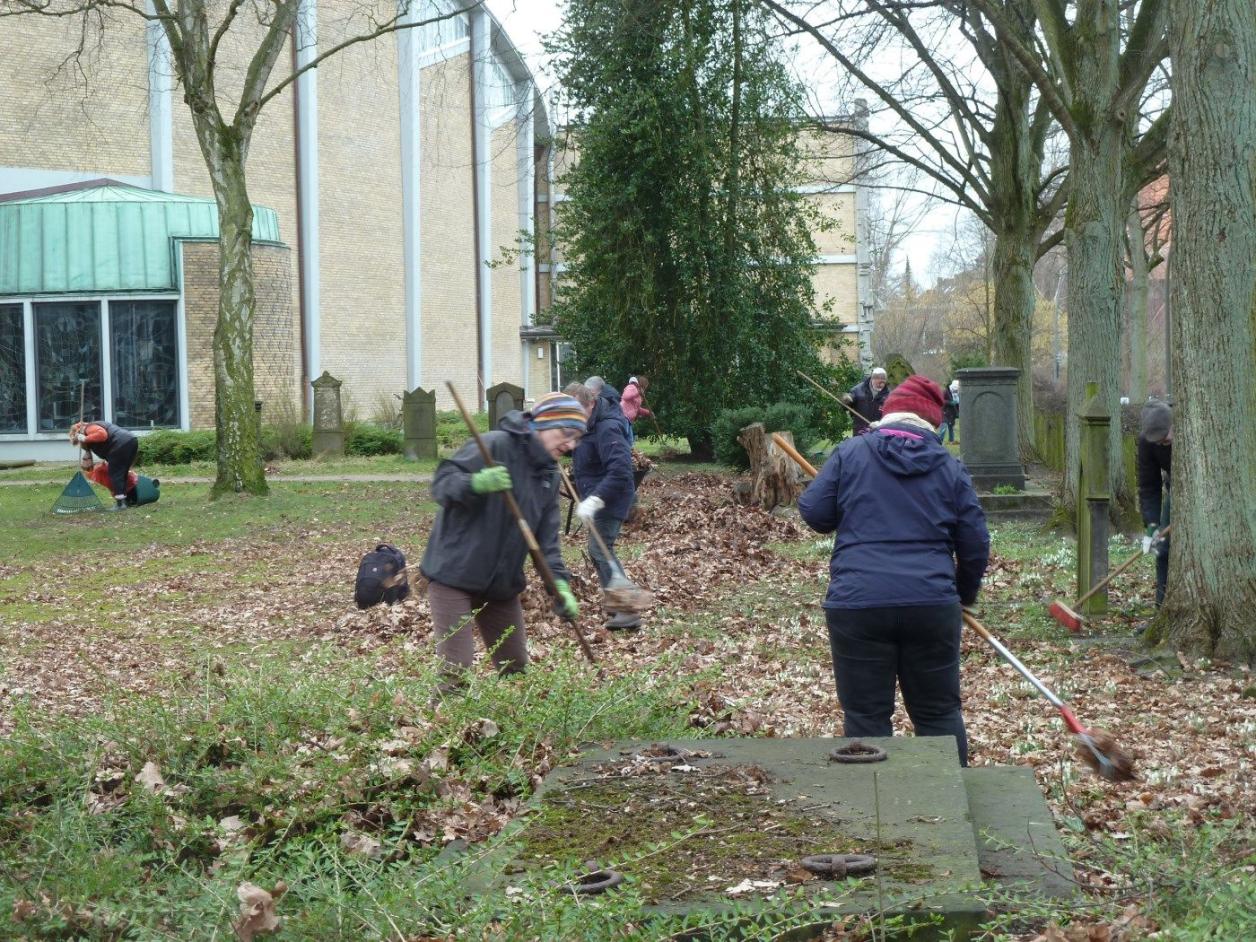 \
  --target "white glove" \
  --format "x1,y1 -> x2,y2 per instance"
1141,535 -> 1154,554
575,495 -> 604,522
